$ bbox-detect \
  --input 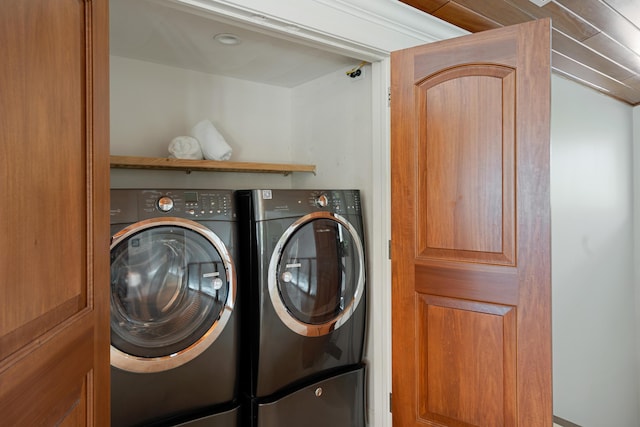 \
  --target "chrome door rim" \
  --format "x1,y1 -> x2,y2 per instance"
267,211 -> 365,337
109,217 -> 235,373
